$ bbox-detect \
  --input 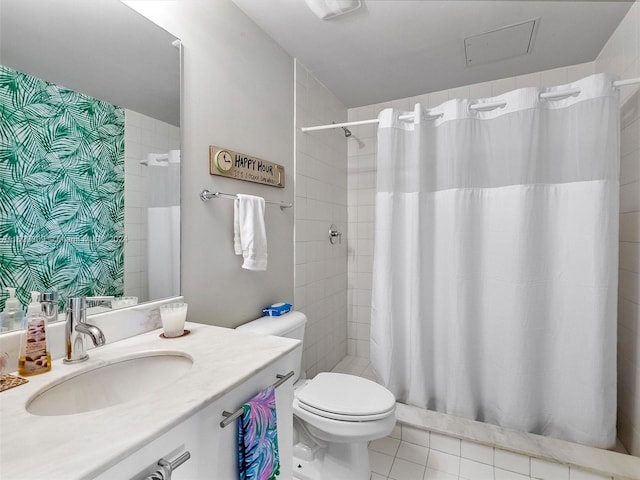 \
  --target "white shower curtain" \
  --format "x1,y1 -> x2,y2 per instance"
145,162 -> 180,300
147,206 -> 180,299
370,74 -> 619,448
